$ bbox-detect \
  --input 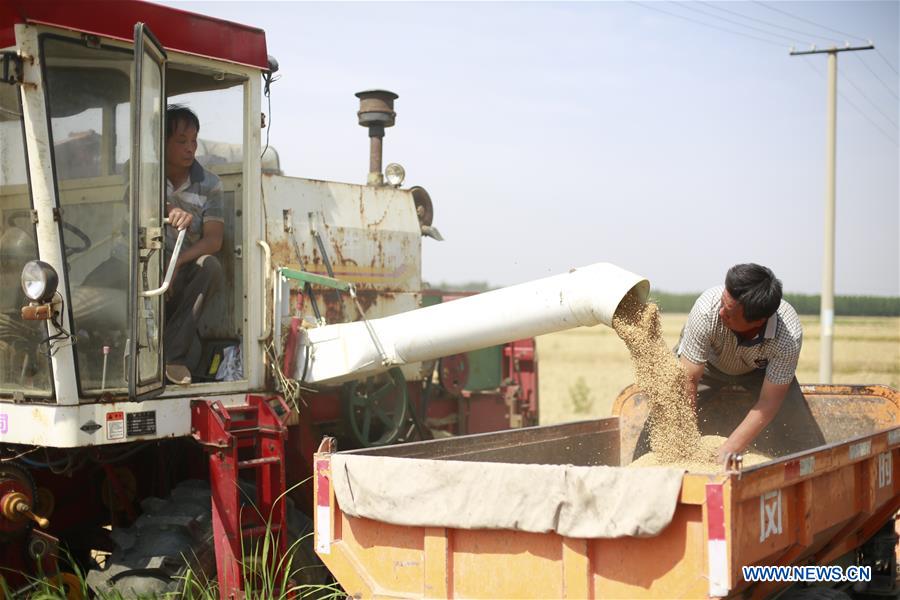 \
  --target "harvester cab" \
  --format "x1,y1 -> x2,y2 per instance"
0,6 -> 277,443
